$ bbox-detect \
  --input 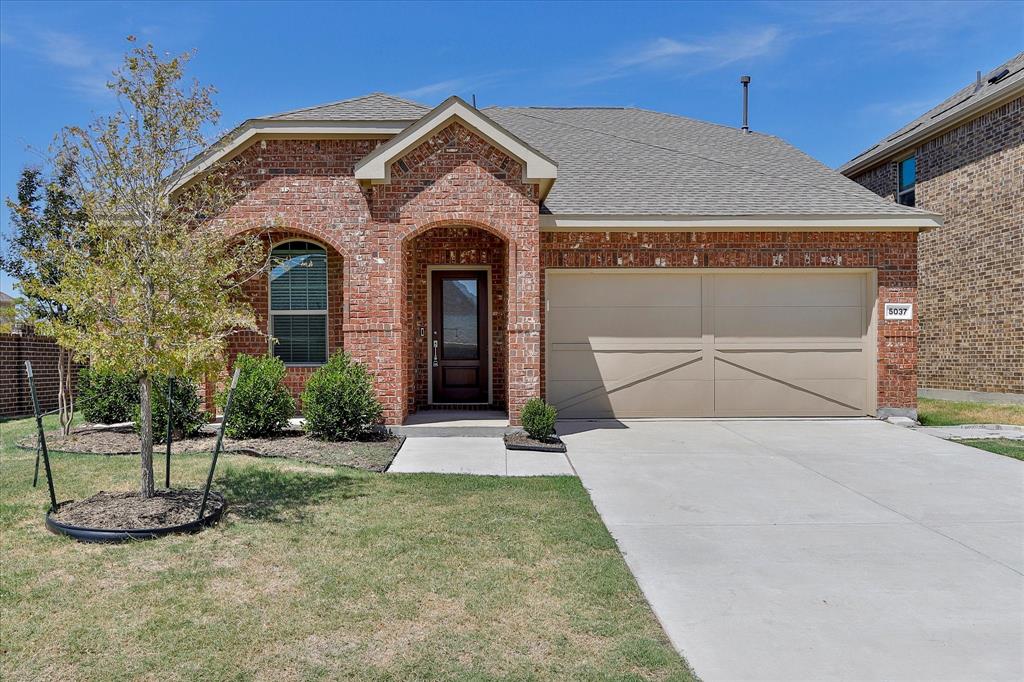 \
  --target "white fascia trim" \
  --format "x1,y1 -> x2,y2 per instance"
538,213 -> 944,230
353,96 -> 558,186
171,118 -> 411,193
